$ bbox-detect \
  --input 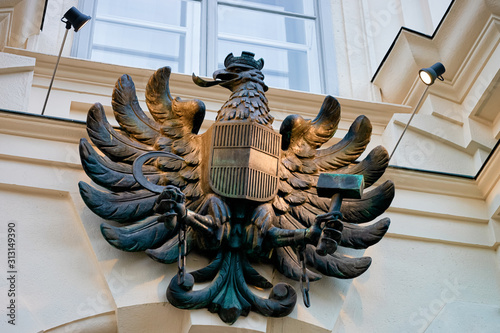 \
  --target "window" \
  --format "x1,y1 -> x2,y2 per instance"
73,0 -> 337,94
